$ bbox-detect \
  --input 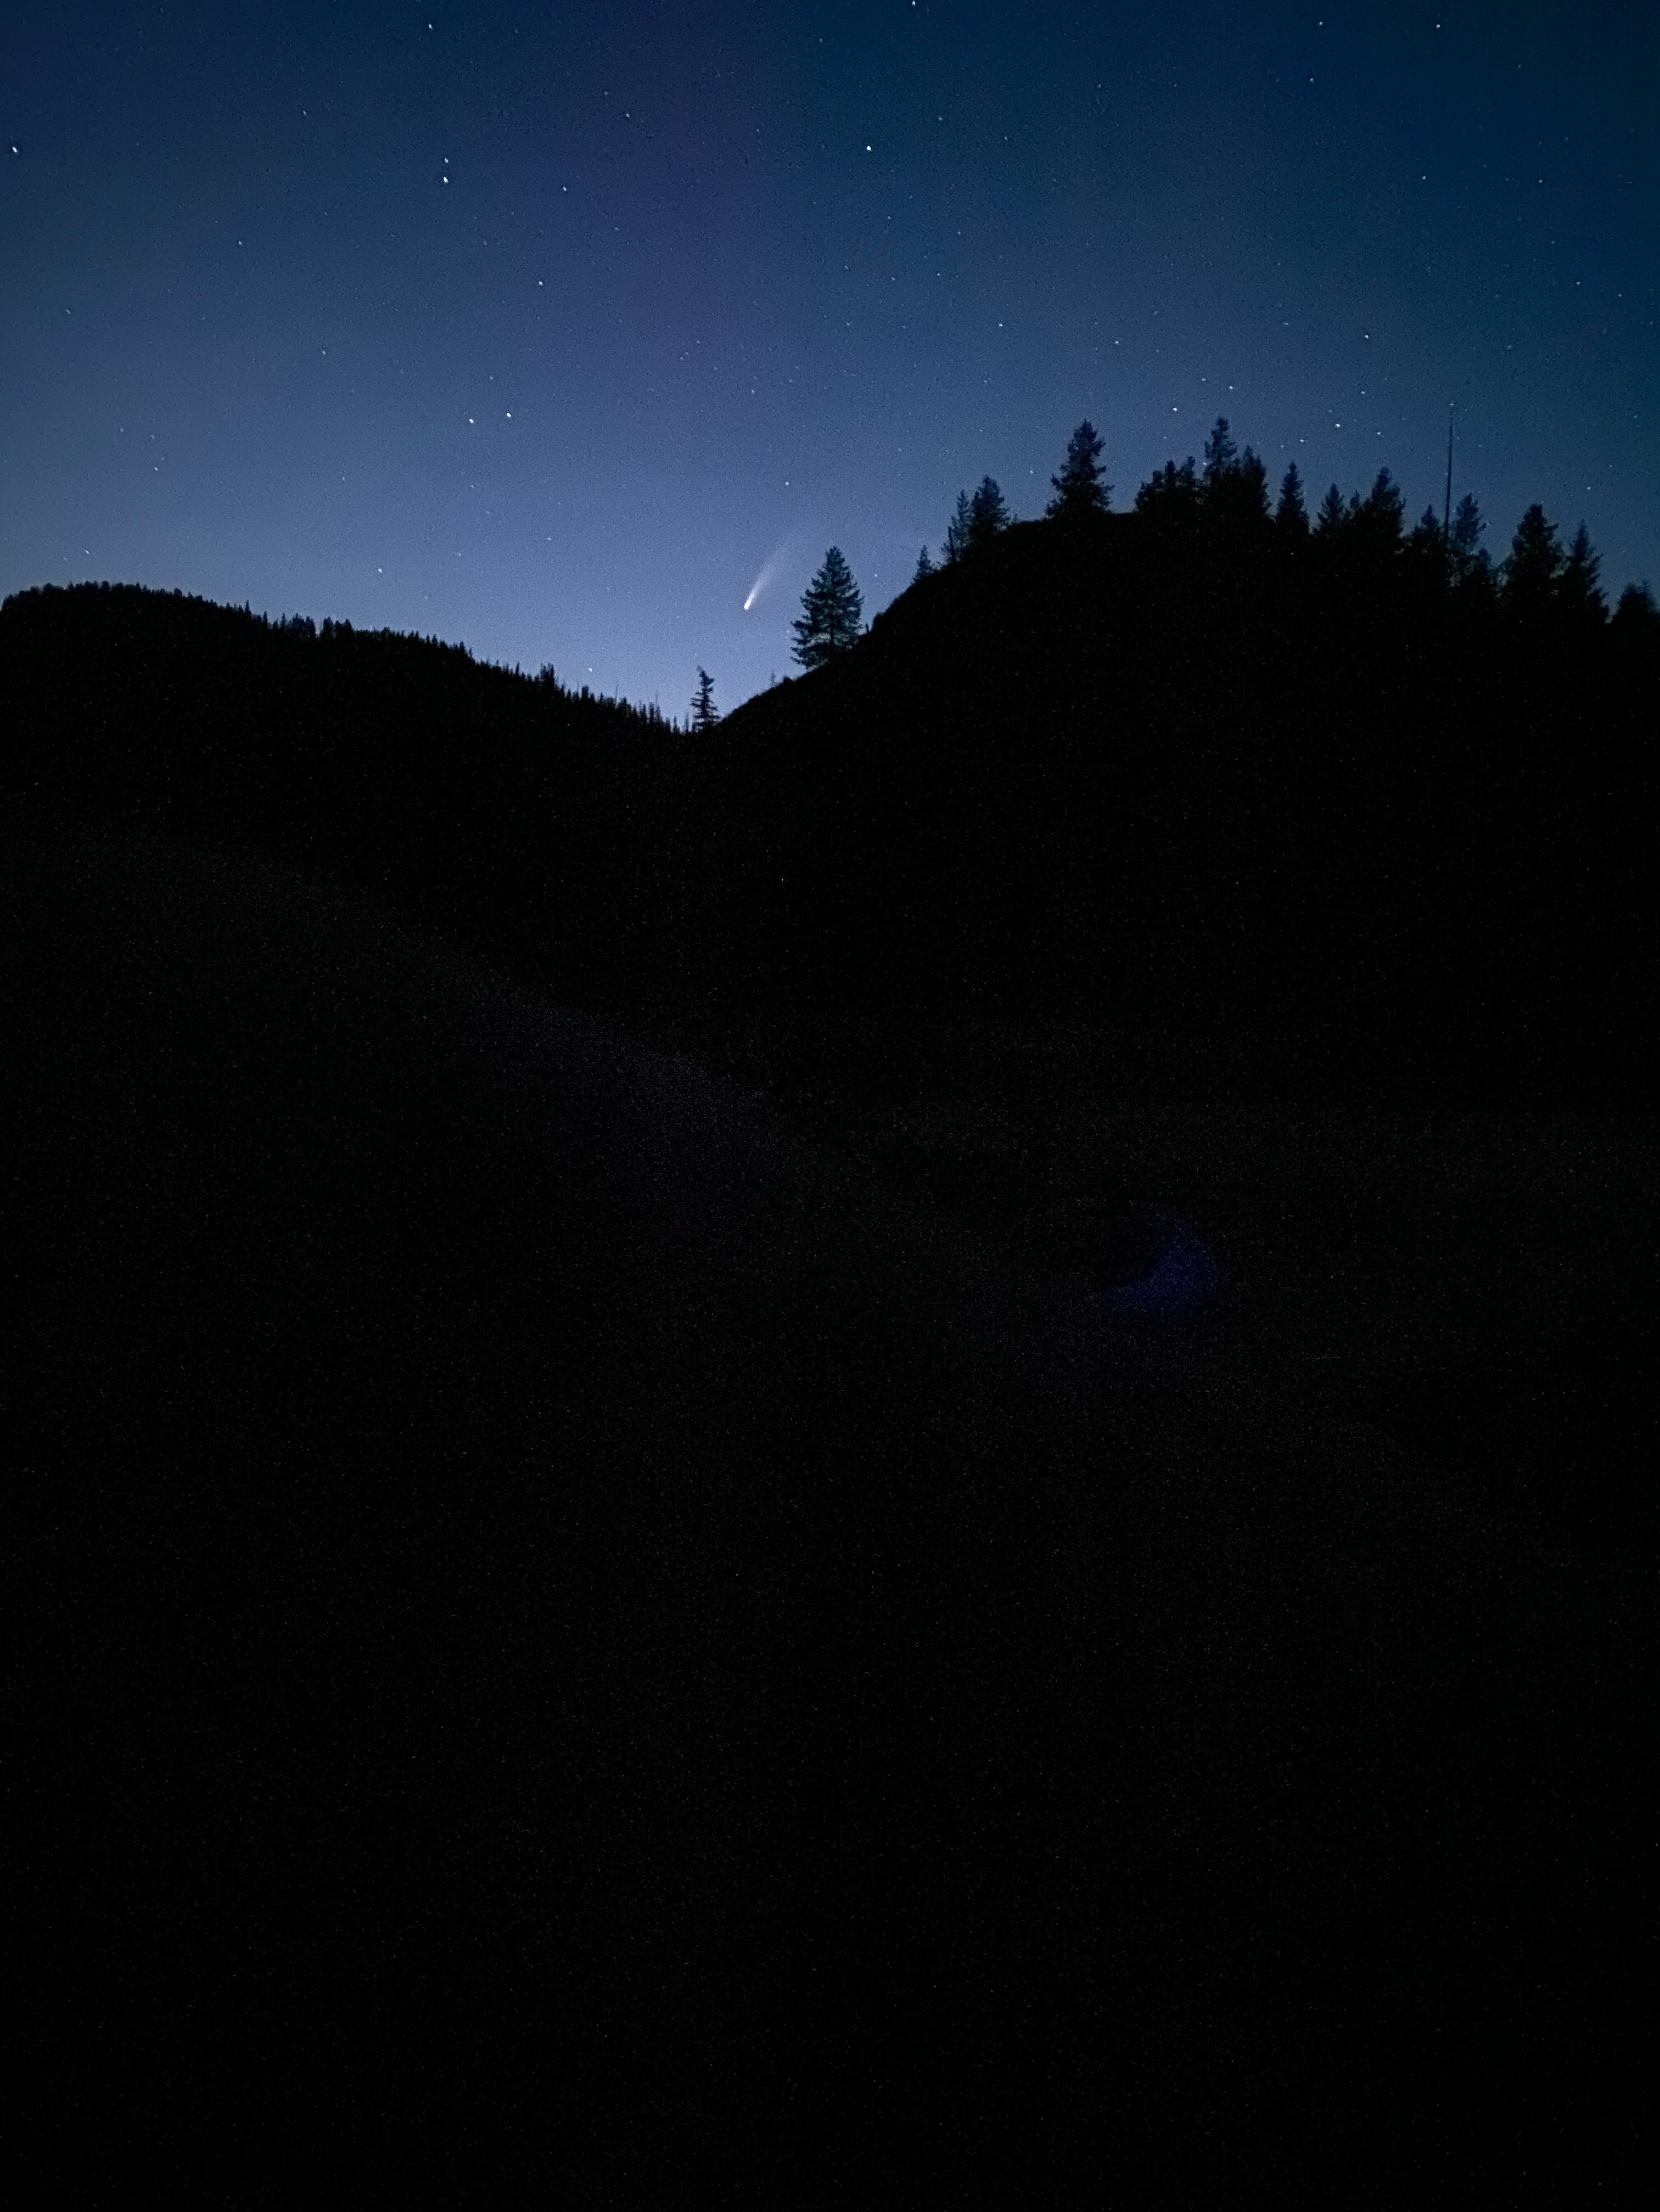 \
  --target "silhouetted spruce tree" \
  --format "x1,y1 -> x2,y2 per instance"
1275,463 -> 1309,533
791,547 -> 863,669
1502,503 -> 1566,610
1406,505 -> 1453,586
1230,446 -> 1271,523
1612,580 -> 1660,643
1134,457 -> 1200,523
1202,417 -> 1239,484
1198,422 -> 1270,524
1352,467 -> 1405,554
913,545 -> 935,581
1558,524 -> 1607,625
966,477 -> 1012,549
1449,493 -> 1488,581
690,666 -> 719,730
1046,421 -> 1111,519
1314,483 -> 1348,537
942,490 -> 973,564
